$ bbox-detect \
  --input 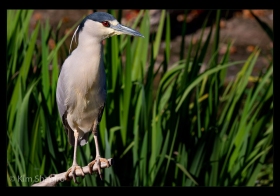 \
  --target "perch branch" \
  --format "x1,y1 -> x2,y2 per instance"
31,158 -> 114,187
